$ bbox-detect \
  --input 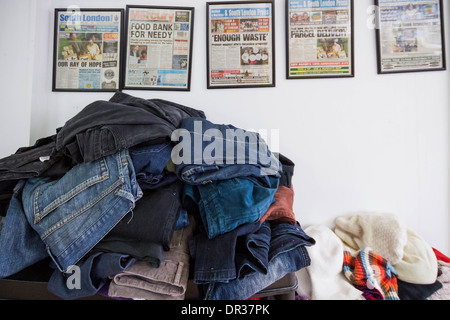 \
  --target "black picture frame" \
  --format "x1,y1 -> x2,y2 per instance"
206,0 -> 276,89
375,0 -> 446,74
122,5 -> 195,91
285,0 -> 355,79
52,8 -> 124,92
